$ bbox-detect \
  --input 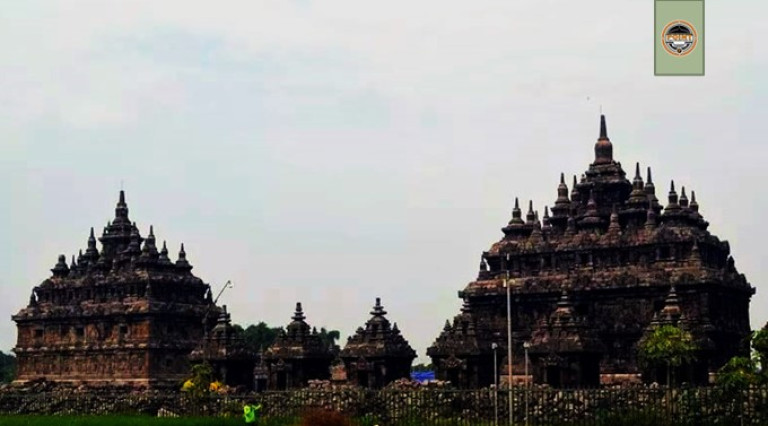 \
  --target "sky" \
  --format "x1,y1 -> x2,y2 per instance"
1,0 -> 766,364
